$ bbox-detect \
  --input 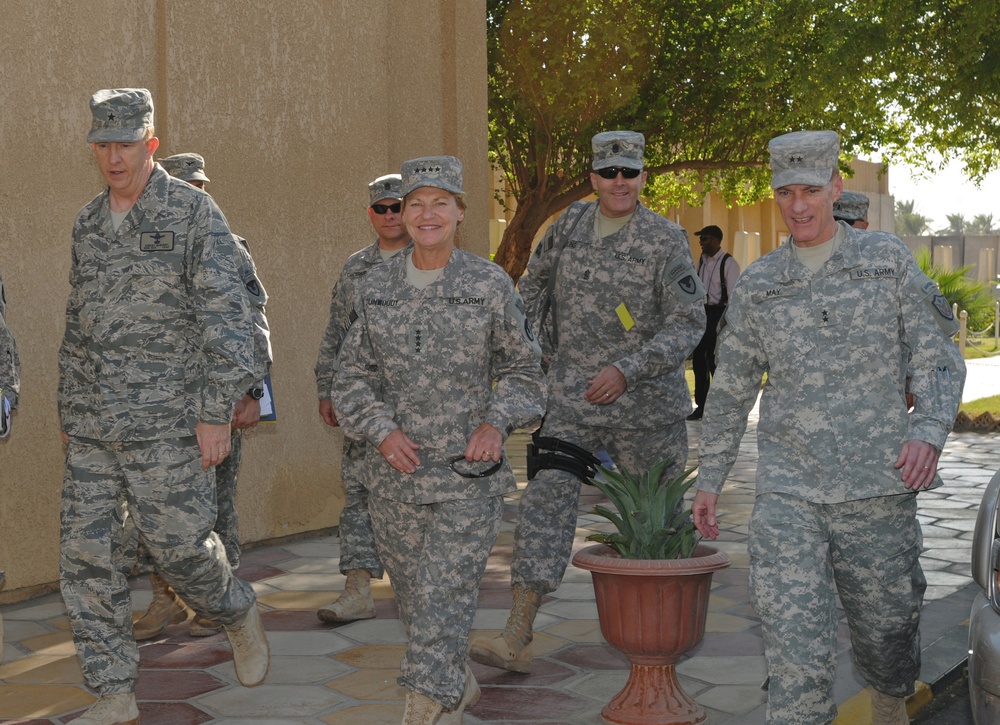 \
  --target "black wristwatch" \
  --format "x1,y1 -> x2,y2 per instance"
249,386 -> 265,400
